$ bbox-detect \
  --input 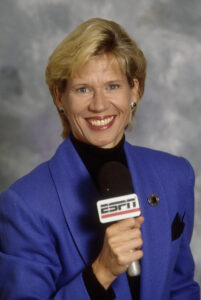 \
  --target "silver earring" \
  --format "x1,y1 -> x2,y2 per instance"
131,102 -> 137,109
59,108 -> 65,114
